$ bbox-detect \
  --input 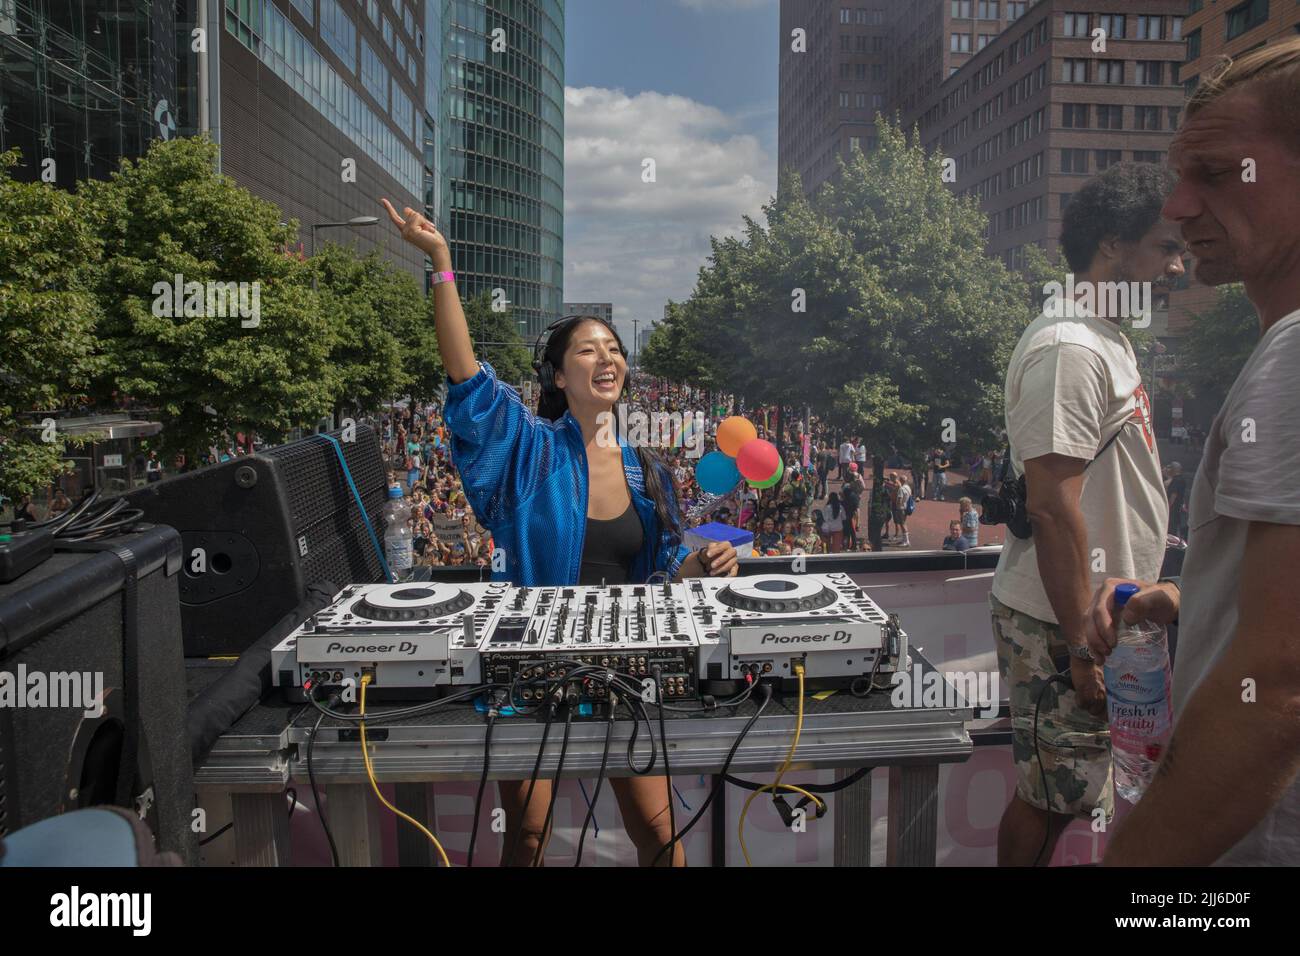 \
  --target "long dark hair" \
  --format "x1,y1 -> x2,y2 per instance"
535,317 -> 682,545
827,493 -> 843,519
